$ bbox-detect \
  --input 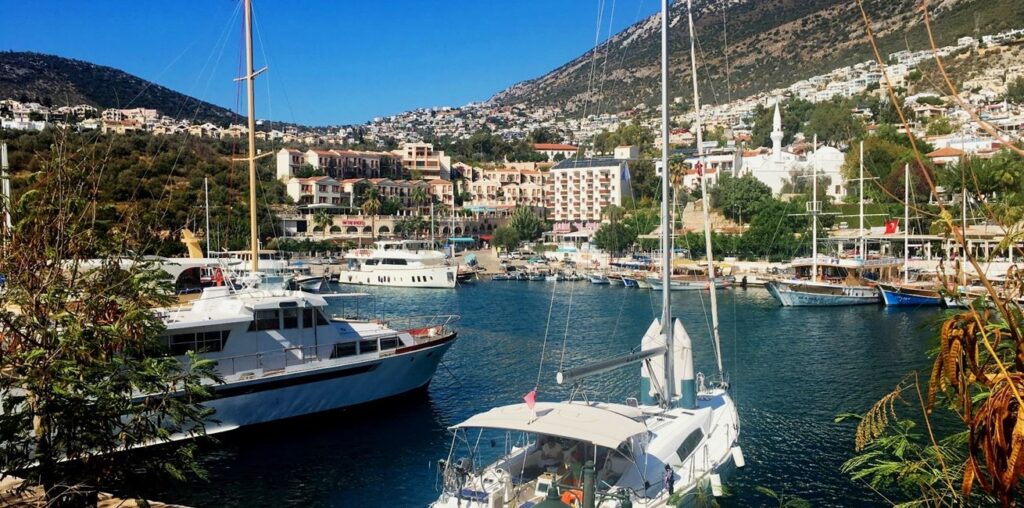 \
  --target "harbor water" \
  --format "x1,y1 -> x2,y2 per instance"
132,281 -> 941,507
